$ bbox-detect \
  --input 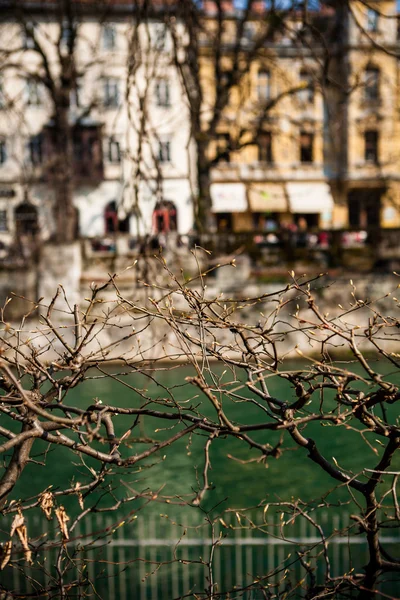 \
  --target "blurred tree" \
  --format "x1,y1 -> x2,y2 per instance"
0,0 -> 96,243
